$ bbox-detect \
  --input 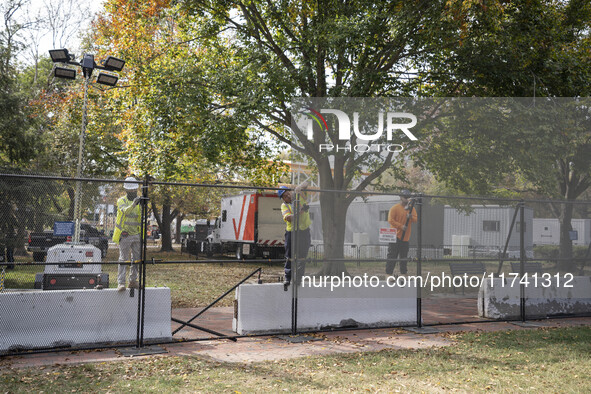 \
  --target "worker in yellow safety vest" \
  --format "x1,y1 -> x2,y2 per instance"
113,176 -> 141,291
278,181 -> 312,287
